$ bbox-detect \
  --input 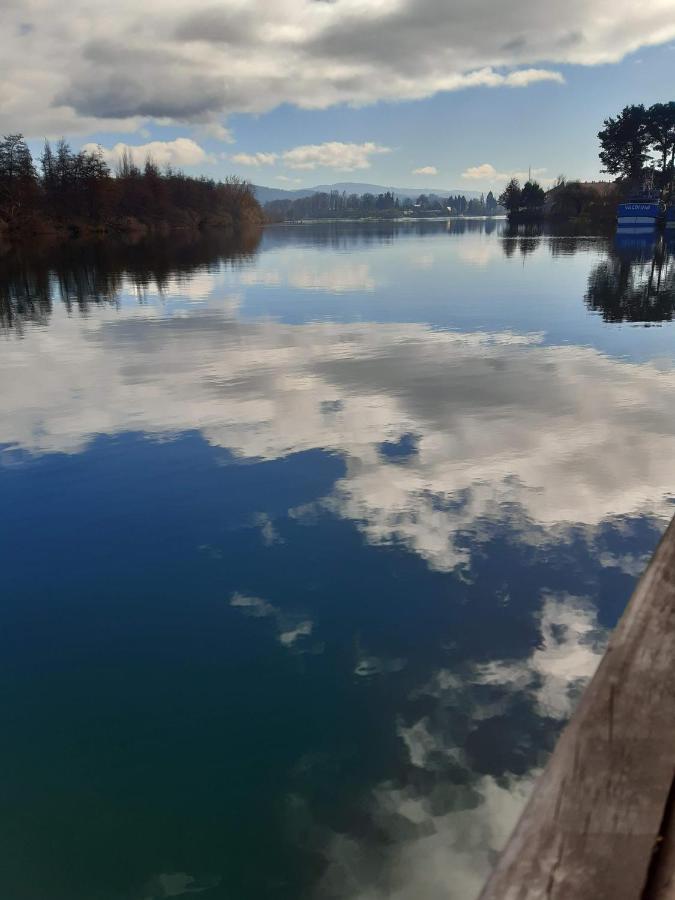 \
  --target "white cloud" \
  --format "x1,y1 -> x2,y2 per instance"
462,163 -> 507,181
412,166 -> 438,176
82,138 -> 213,169
231,141 -> 392,173
461,163 -> 555,186
513,167 -> 556,187
230,151 -> 278,167
275,175 -> 302,184
502,68 -> 564,87
281,142 -> 391,171
200,122 -> 235,143
1,1 -> 673,136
